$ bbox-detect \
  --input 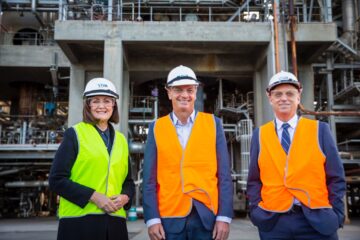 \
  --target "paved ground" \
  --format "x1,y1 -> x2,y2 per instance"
0,217 -> 359,240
